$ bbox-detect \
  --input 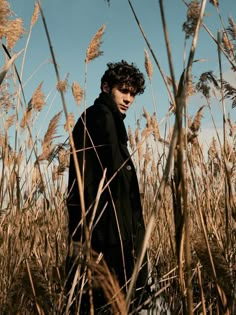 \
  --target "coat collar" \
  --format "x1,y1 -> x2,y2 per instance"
94,92 -> 128,144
